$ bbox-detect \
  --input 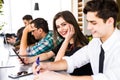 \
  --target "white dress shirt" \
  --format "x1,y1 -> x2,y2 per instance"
64,28 -> 120,80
